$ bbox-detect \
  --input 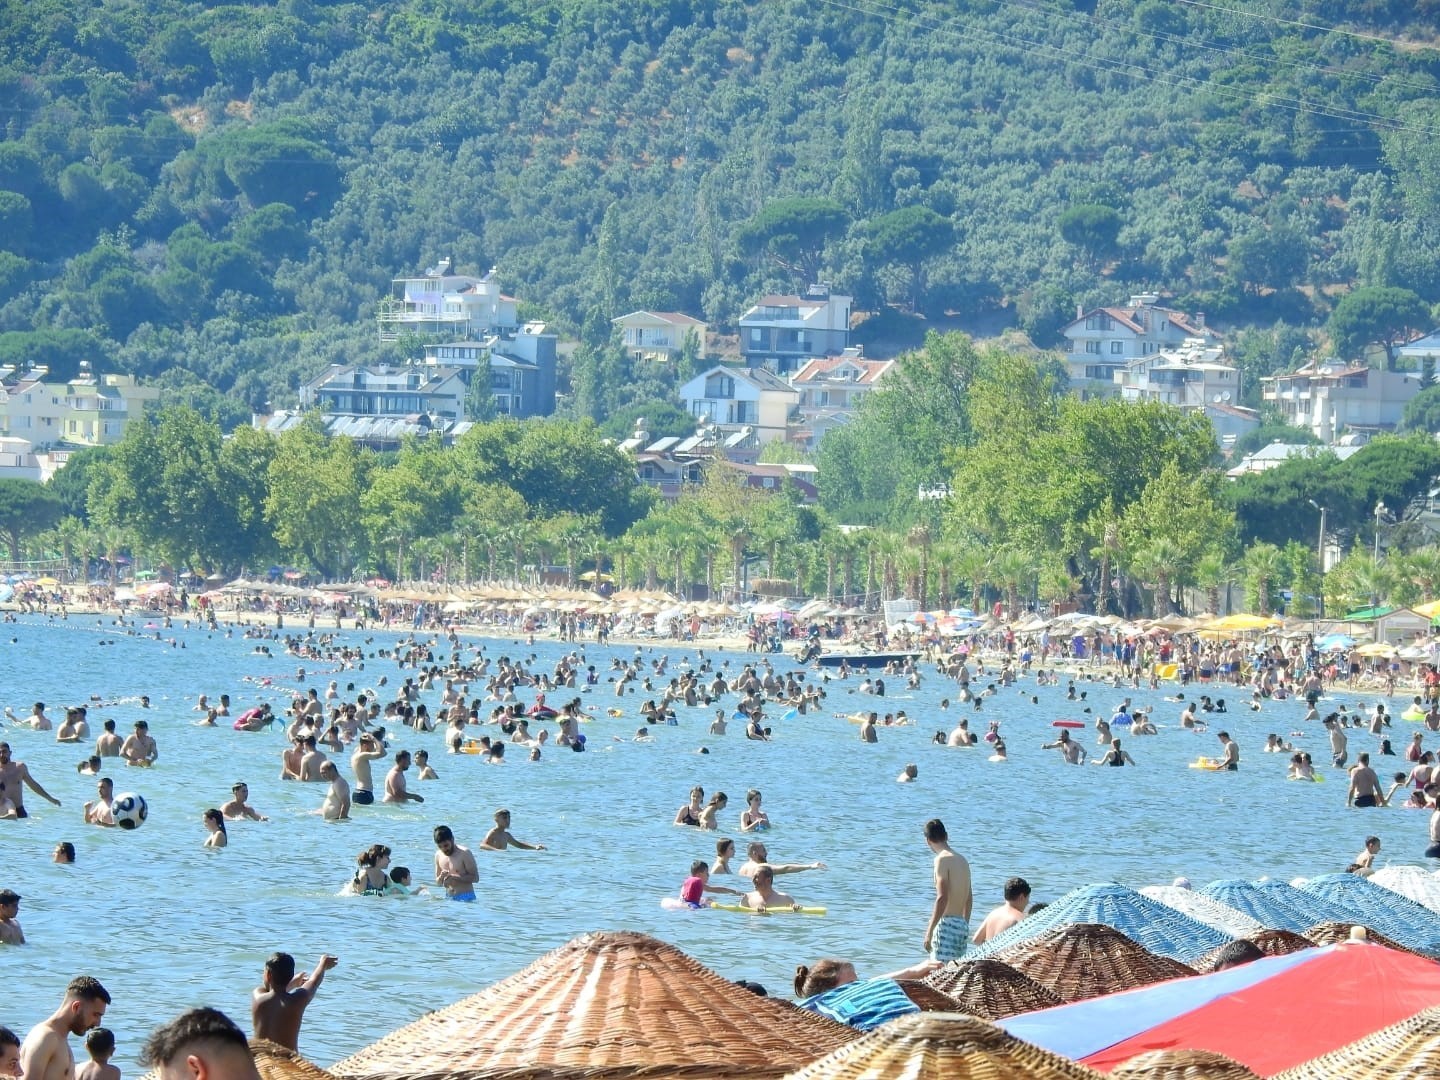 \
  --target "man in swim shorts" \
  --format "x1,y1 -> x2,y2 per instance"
251,952 -> 336,1052
0,742 -> 62,818
433,824 -> 479,900
922,818 -> 972,962
350,733 -> 385,804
